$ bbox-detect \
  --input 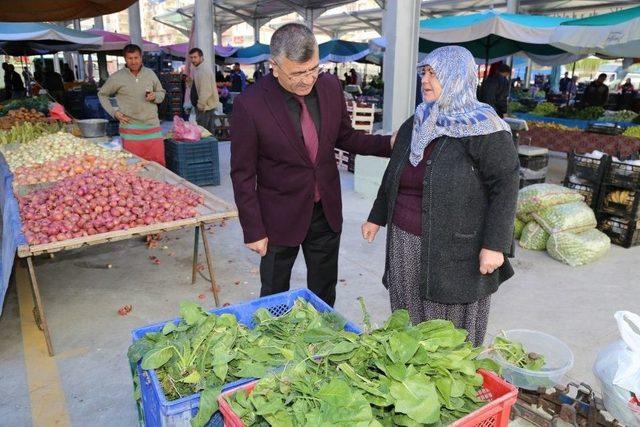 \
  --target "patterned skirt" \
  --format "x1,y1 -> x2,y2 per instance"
387,224 -> 491,347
